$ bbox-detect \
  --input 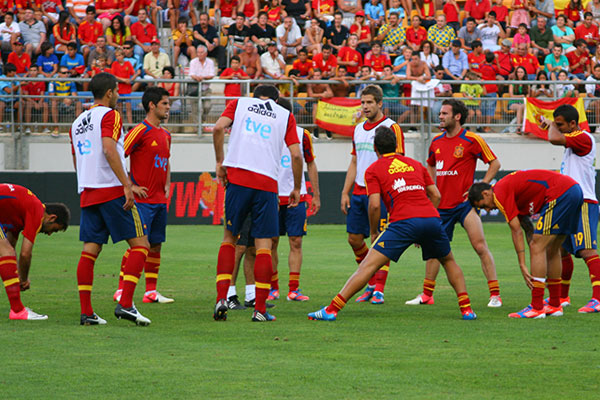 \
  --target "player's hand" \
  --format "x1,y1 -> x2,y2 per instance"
288,189 -> 301,207
520,267 -> 534,290
123,185 -> 135,210
341,193 -> 350,215
310,196 -> 321,215
216,163 -> 228,186
20,279 -> 30,291
132,185 -> 148,198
